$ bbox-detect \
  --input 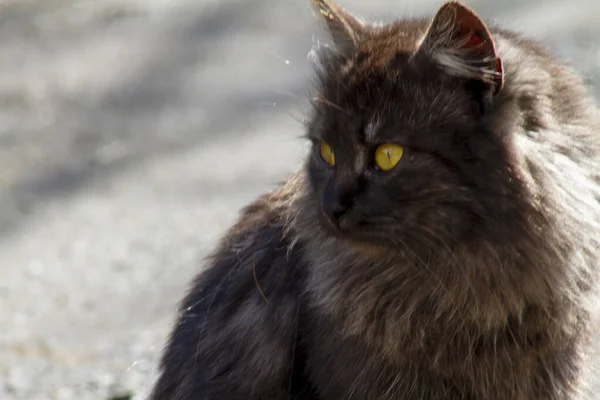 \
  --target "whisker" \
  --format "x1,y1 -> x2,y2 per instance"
253,252 -> 269,304
311,95 -> 351,116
